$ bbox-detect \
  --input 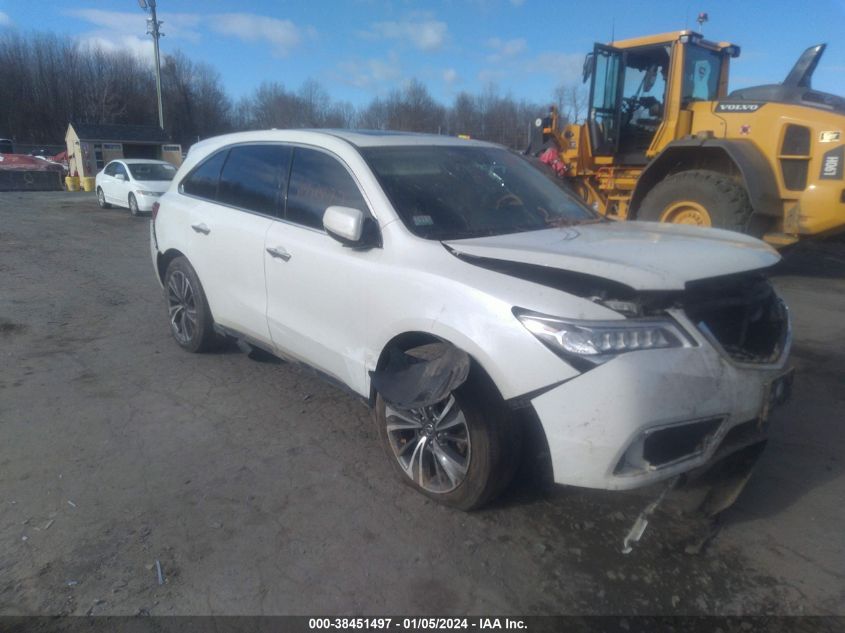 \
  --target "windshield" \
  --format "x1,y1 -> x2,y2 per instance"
128,162 -> 176,181
361,145 -> 597,240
